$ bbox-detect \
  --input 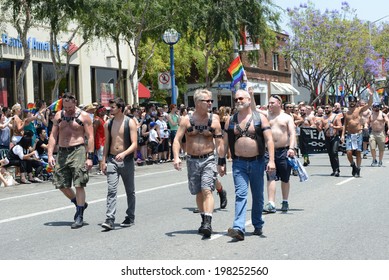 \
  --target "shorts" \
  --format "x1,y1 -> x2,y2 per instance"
369,131 -> 386,151
362,128 -> 370,142
265,147 -> 291,183
186,154 -> 217,195
345,133 -> 362,151
148,141 -> 159,154
53,145 -> 89,188
95,146 -> 104,161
